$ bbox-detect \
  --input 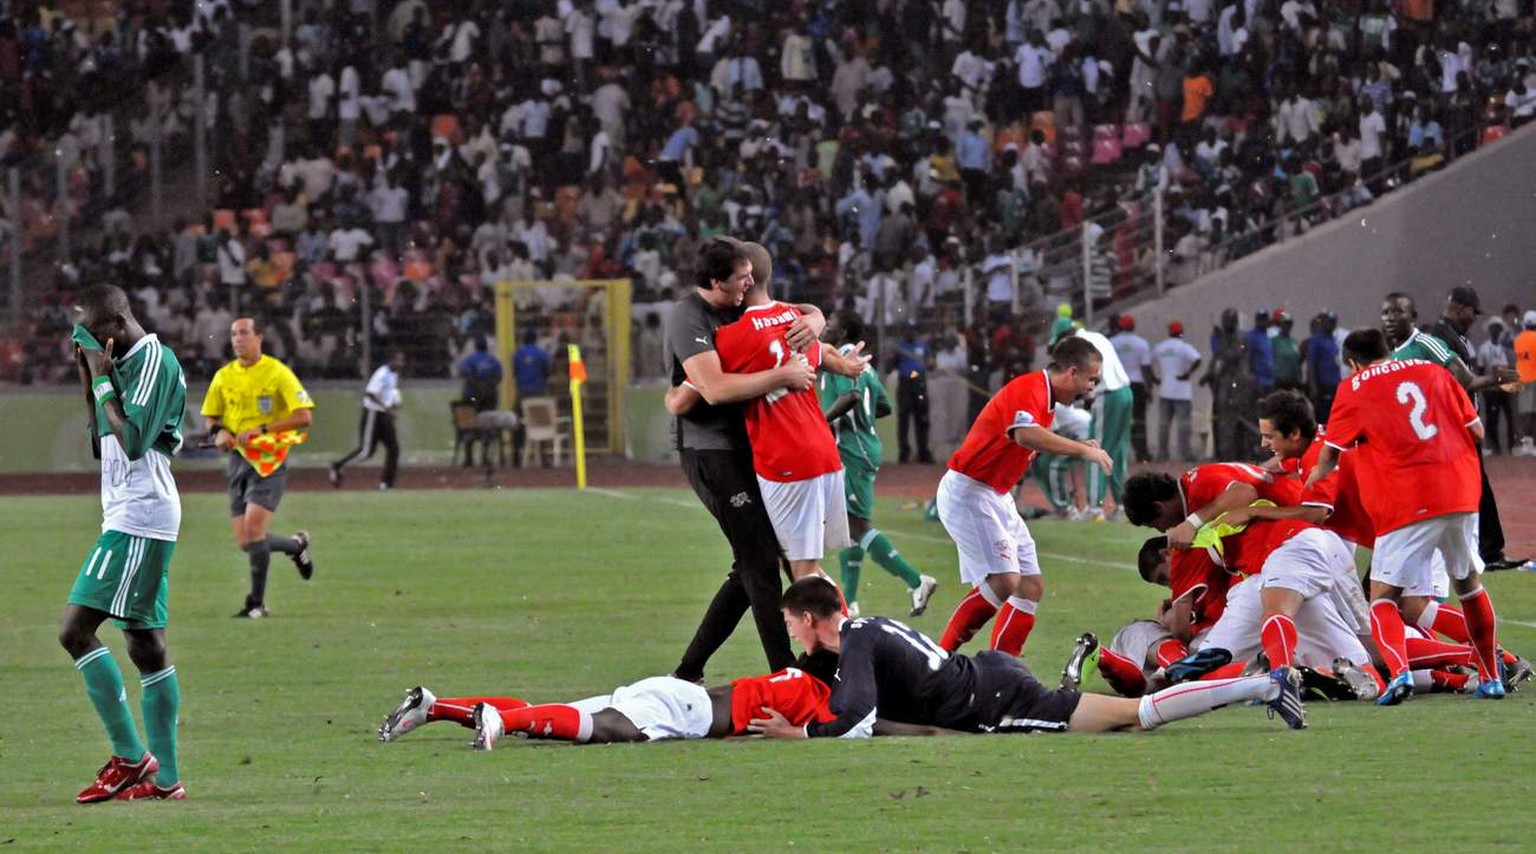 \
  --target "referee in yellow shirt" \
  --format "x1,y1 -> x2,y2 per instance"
202,317 -> 317,618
